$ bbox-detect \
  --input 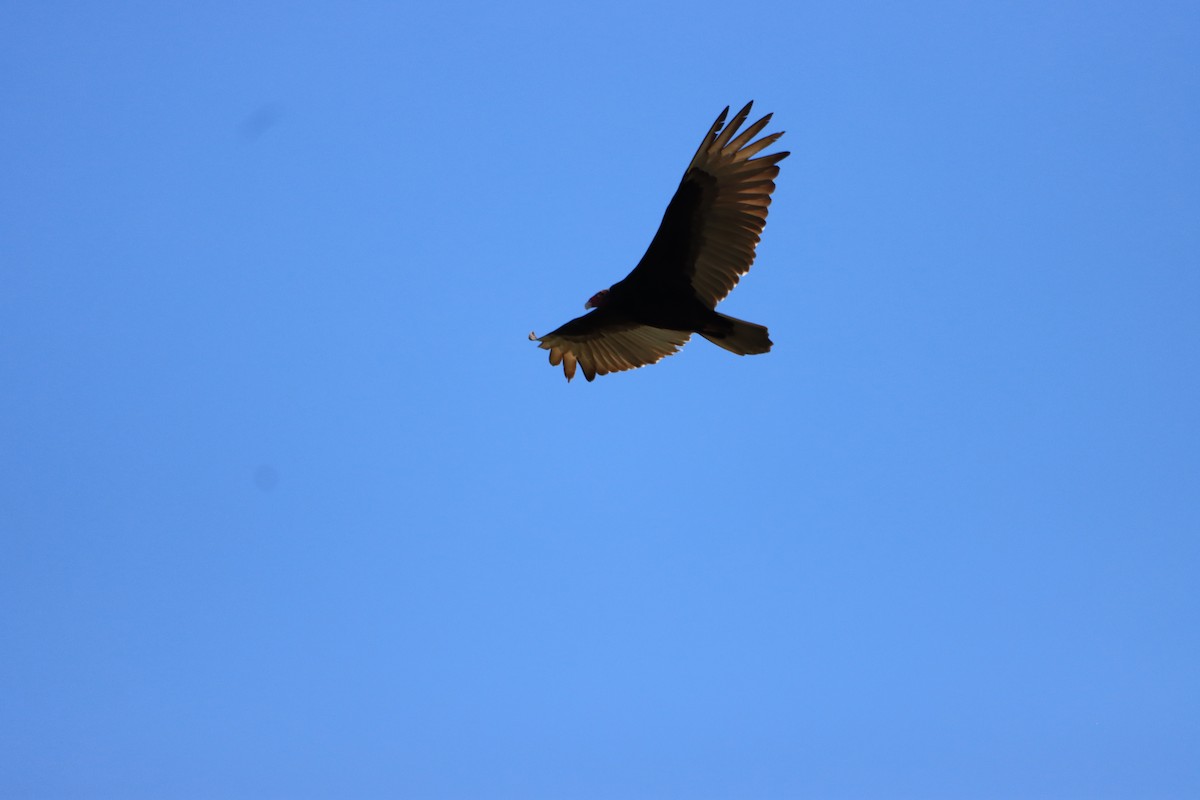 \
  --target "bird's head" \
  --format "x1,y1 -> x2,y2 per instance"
585,289 -> 610,309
